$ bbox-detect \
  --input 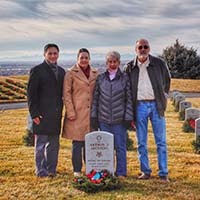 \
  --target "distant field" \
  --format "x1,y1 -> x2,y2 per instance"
0,75 -> 199,104
0,100 -> 200,199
